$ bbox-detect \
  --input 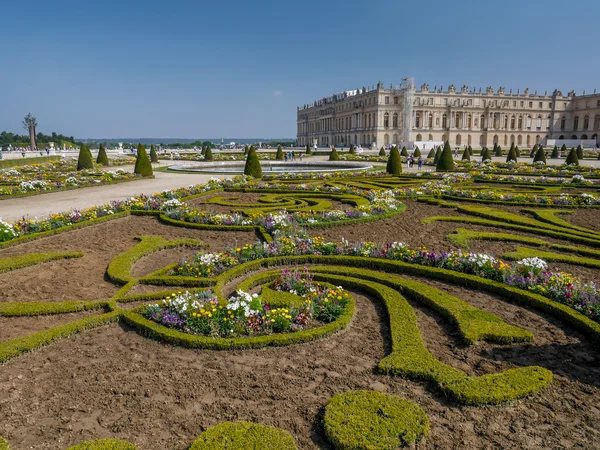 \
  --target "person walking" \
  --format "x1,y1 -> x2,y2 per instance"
418,156 -> 423,170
